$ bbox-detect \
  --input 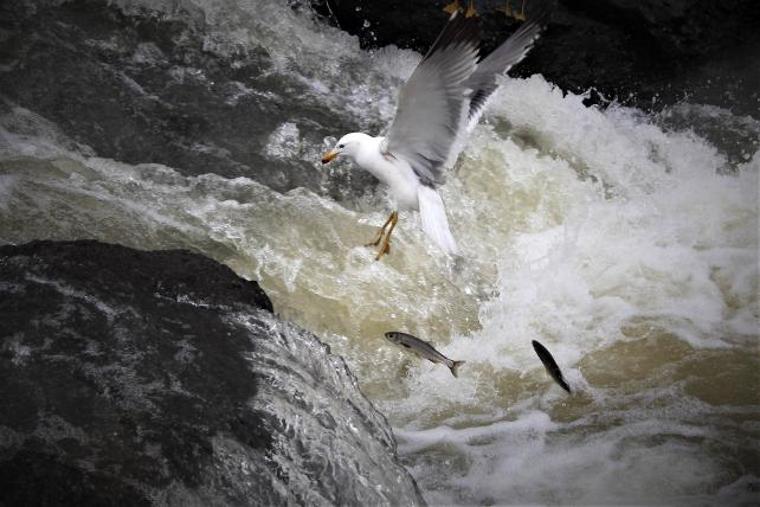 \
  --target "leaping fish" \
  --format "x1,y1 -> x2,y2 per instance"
532,340 -> 571,393
384,331 -> 465,377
